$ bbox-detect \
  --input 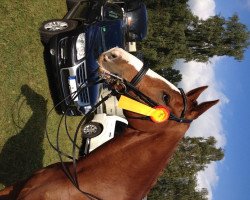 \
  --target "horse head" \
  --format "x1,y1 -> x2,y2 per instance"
98,47 -> 219,133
